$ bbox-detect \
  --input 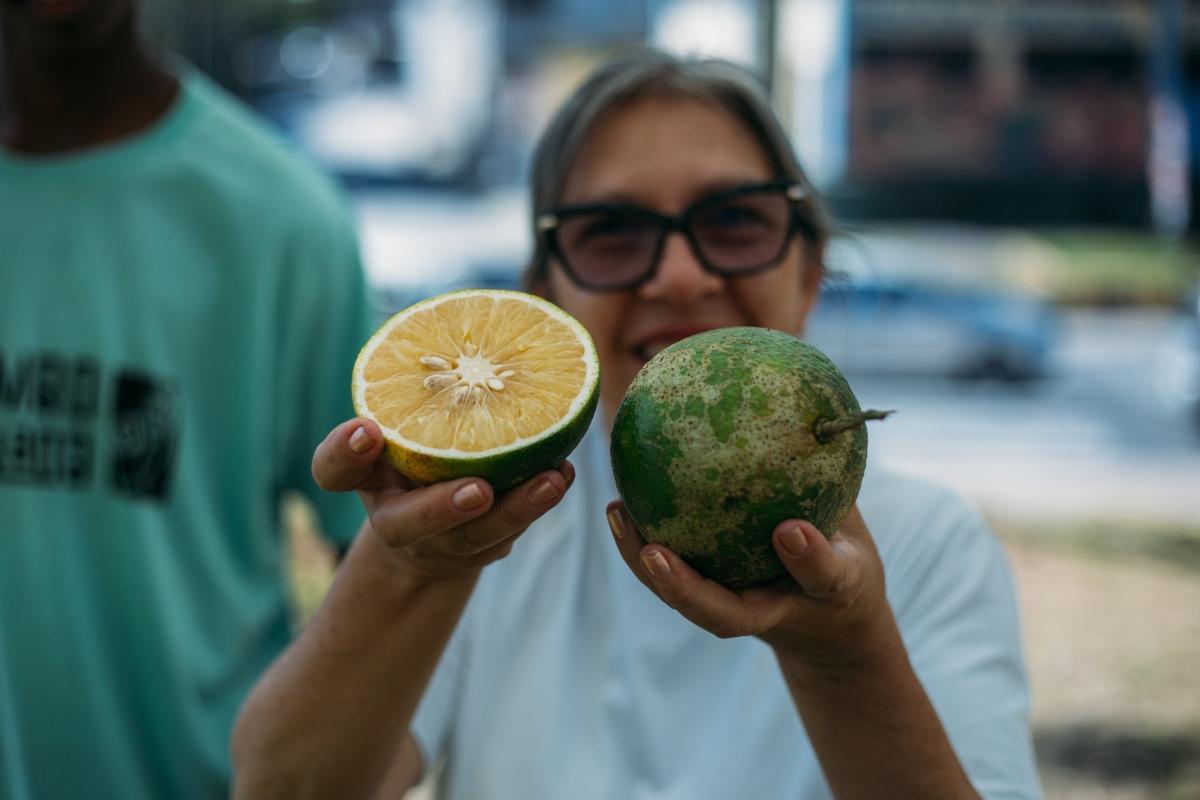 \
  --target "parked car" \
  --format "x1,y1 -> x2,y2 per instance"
805,234 -> 1058,382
